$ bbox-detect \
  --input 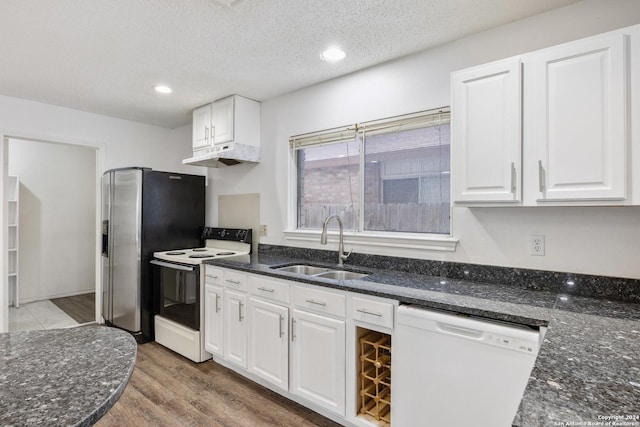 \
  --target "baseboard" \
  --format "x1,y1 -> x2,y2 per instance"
19,289 -> 95,304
